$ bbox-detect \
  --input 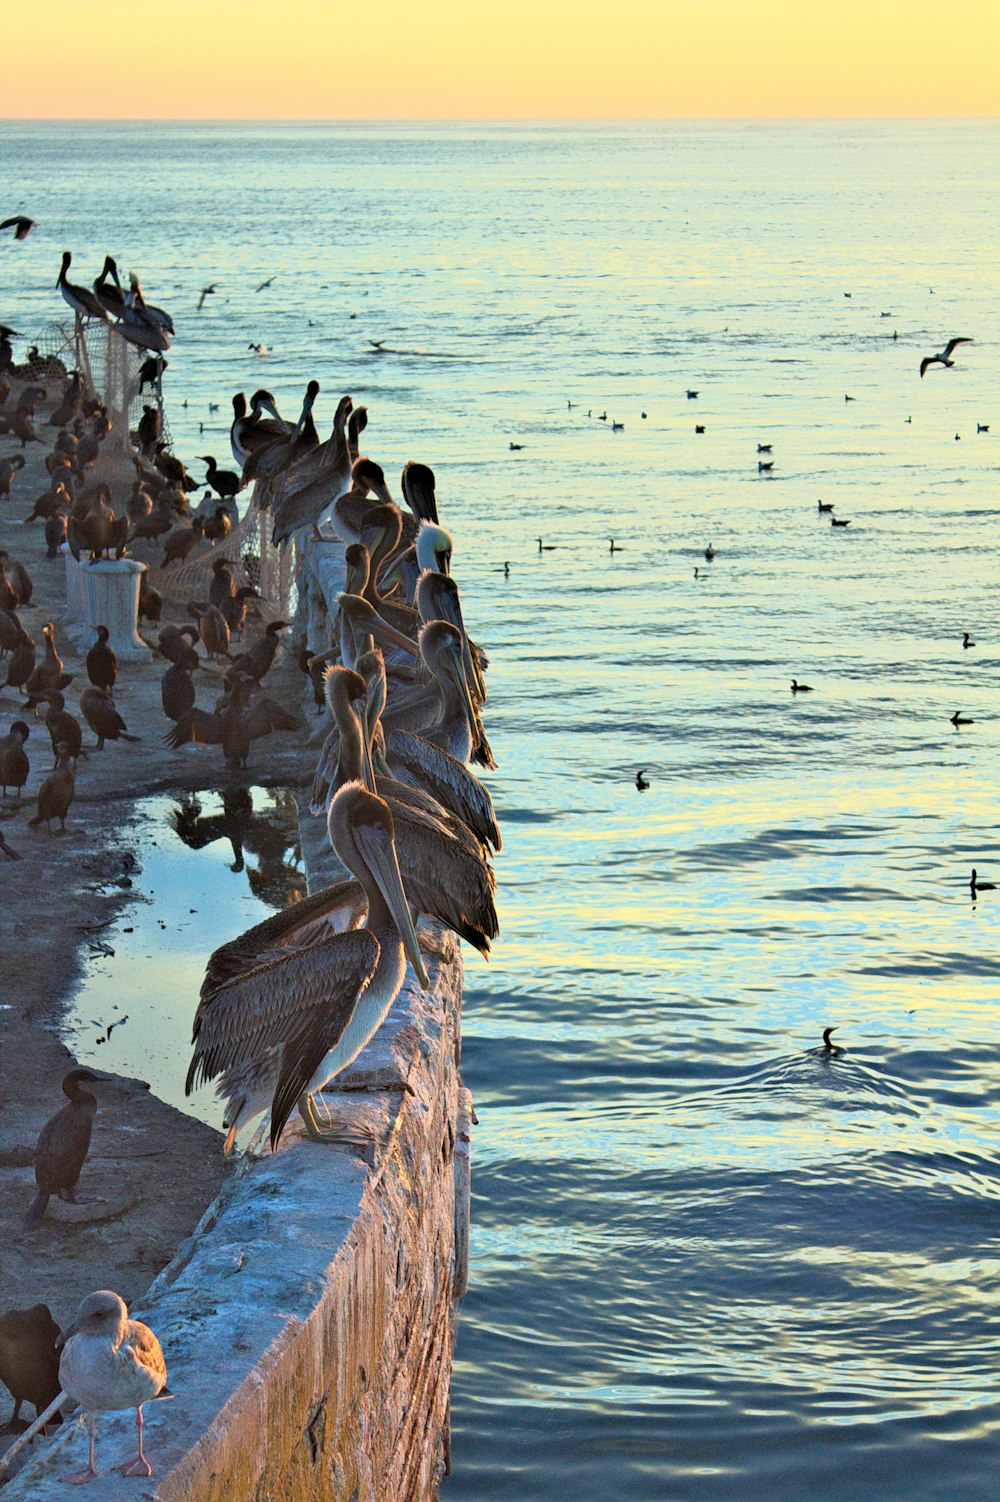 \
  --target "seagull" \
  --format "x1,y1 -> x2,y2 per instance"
950,711 -> 973,726
57,1291 -> 169,1483
0,216 -> 35,240
196,283 -> 217,312
971,868 -> 996,895
962,633 -> 976,649
635,769 -> 649,791
255,276 -> 276,292
920,338 -> 972,378
790,679 -> 813,693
